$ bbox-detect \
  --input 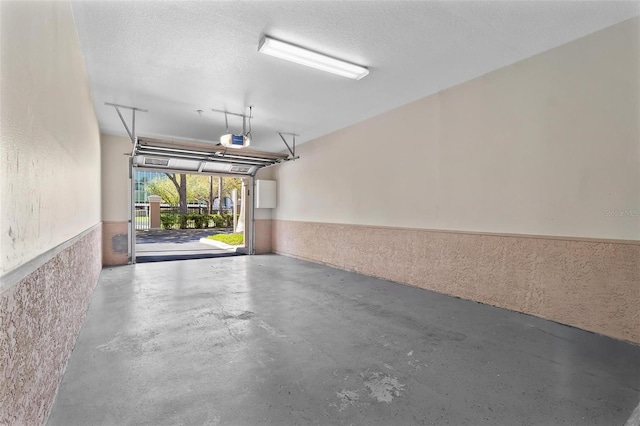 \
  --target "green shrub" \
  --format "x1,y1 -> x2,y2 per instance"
160,213 -> 177,230
211,214 -> 225,228
161,213 -> 213,229
177,214 -> 188,229
222,214 -> 234,228
186,214 -> 195,229
192,214 -> 206,229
